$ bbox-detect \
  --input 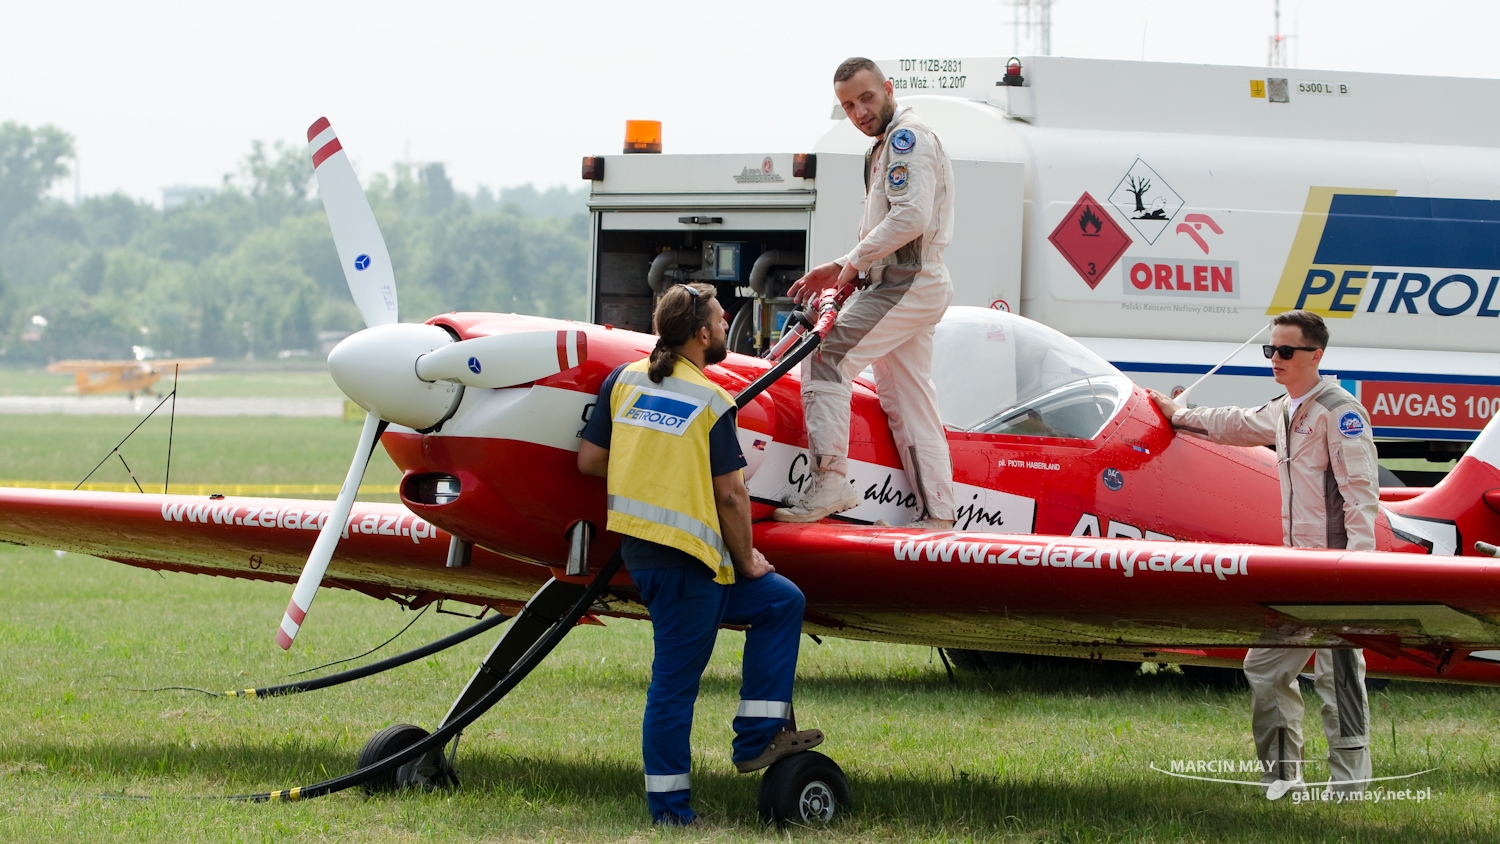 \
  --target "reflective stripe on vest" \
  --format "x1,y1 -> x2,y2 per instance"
645,773 -> 691,792
606,494 -> 729,562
